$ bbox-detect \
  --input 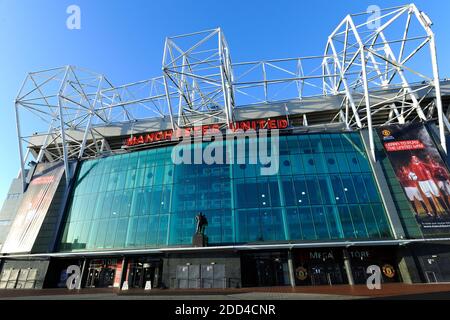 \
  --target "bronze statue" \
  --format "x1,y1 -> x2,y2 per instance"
195,212 -> 208,234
